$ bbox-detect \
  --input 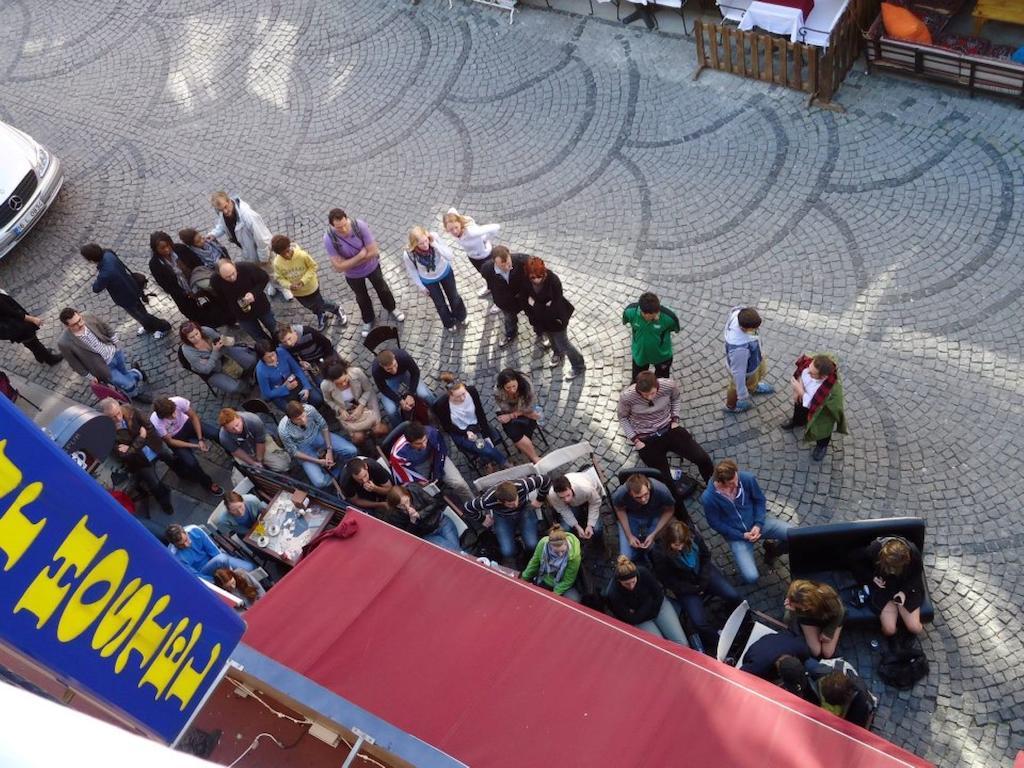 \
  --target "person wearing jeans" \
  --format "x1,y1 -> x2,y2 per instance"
521,257 -> 585,380
404,227 -> 467,331
606,556 -> 689,647
270,234 -> 345,331
372,348 -> 436,421
388,422 -> 474,505
278,401 -> 356,490
324,209 -> 404,337
612,474 -> 676,562
617,372 -> 714,497
700,459 -> 791,584
481,246 -> 528,348
431,373 -> 508,470
465,475 -> 551,564
652,520 -> 742,654
255,341 -> 323,412
166,524 -> 254,583
150,396 -> 224,496
57,308 -> 145,397
81,243 -> 171,338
